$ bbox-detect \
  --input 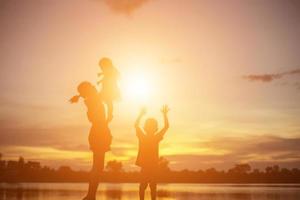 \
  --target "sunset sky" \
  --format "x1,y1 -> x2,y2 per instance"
1,0 -> 300,171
